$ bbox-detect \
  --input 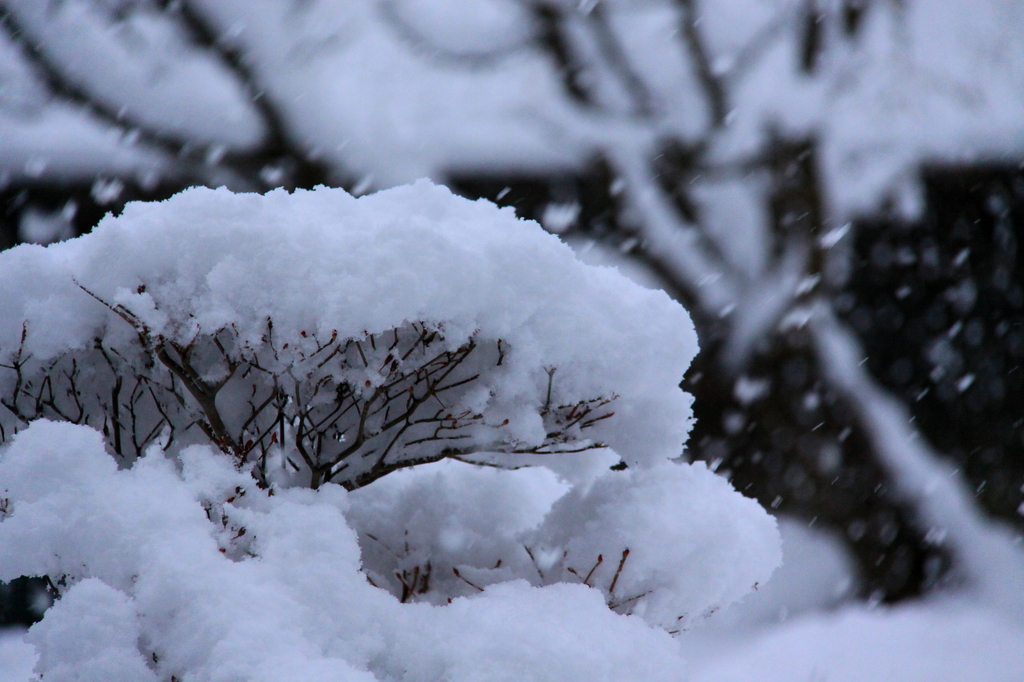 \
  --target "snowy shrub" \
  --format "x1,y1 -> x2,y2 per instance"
529,461 -> 783,631
0,181 -> 692,490
345,456 -> 778,632
0,182 -> 780,680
